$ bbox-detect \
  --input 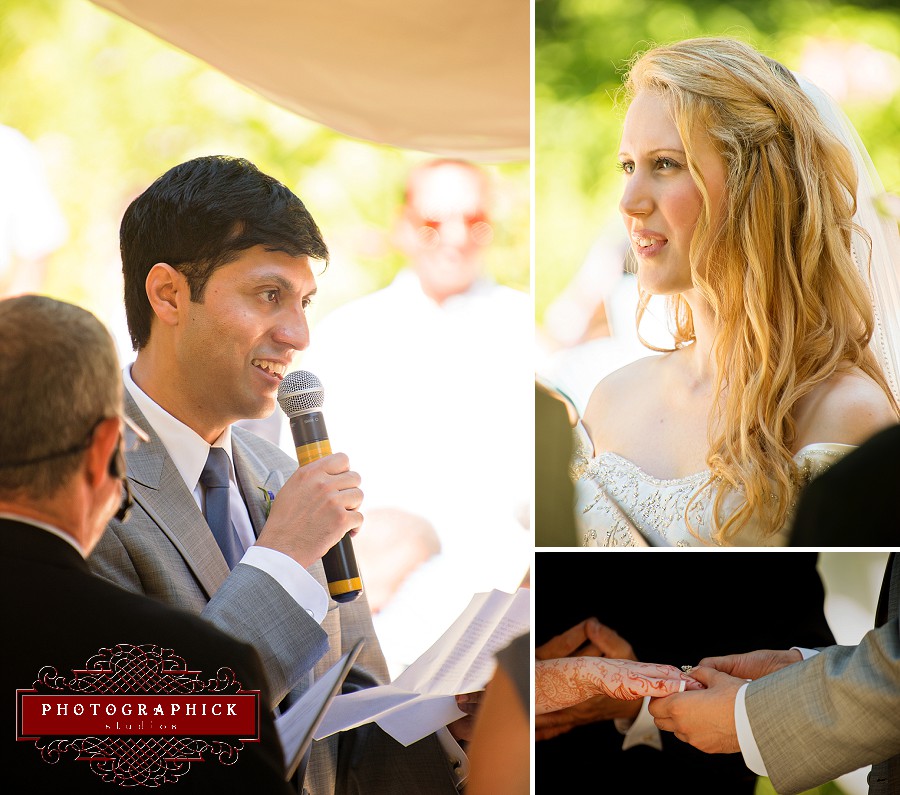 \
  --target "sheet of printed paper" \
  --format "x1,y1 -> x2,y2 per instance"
314,588 -> 529,745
